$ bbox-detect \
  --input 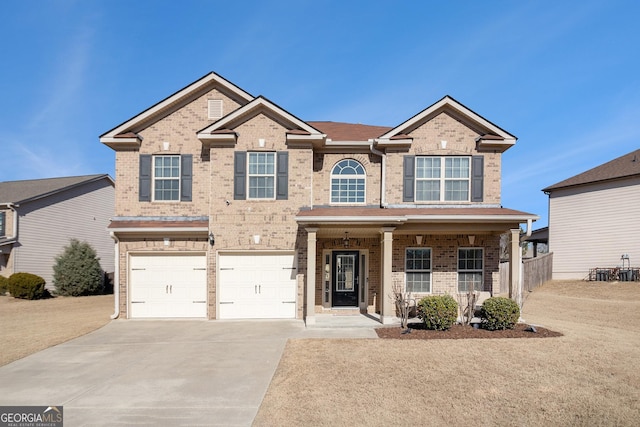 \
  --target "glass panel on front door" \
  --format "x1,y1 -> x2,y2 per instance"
332,251 -> 359,307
